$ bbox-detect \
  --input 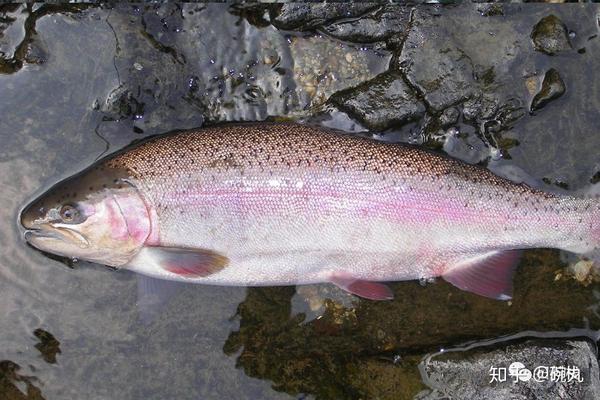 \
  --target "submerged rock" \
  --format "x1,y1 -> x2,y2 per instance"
419,338 -> 600,400
439,107 -> 460,128
33,328 -> 61,364
270,3 -> 379,31
531,15 -> 572,55
290,35 -> 388,109
329,71 -> 425,130
0,360 -> 45,400
477,4 -> 504,17
102,86 -> 146,121
530,68 -> 566,112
